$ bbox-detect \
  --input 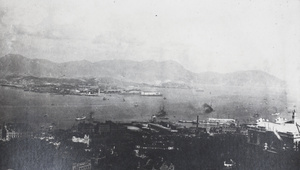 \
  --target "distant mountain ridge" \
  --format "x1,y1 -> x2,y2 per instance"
0,54 -> 285,87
